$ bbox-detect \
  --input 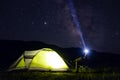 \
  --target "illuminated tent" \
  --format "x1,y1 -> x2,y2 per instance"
9,48 -> 69,71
